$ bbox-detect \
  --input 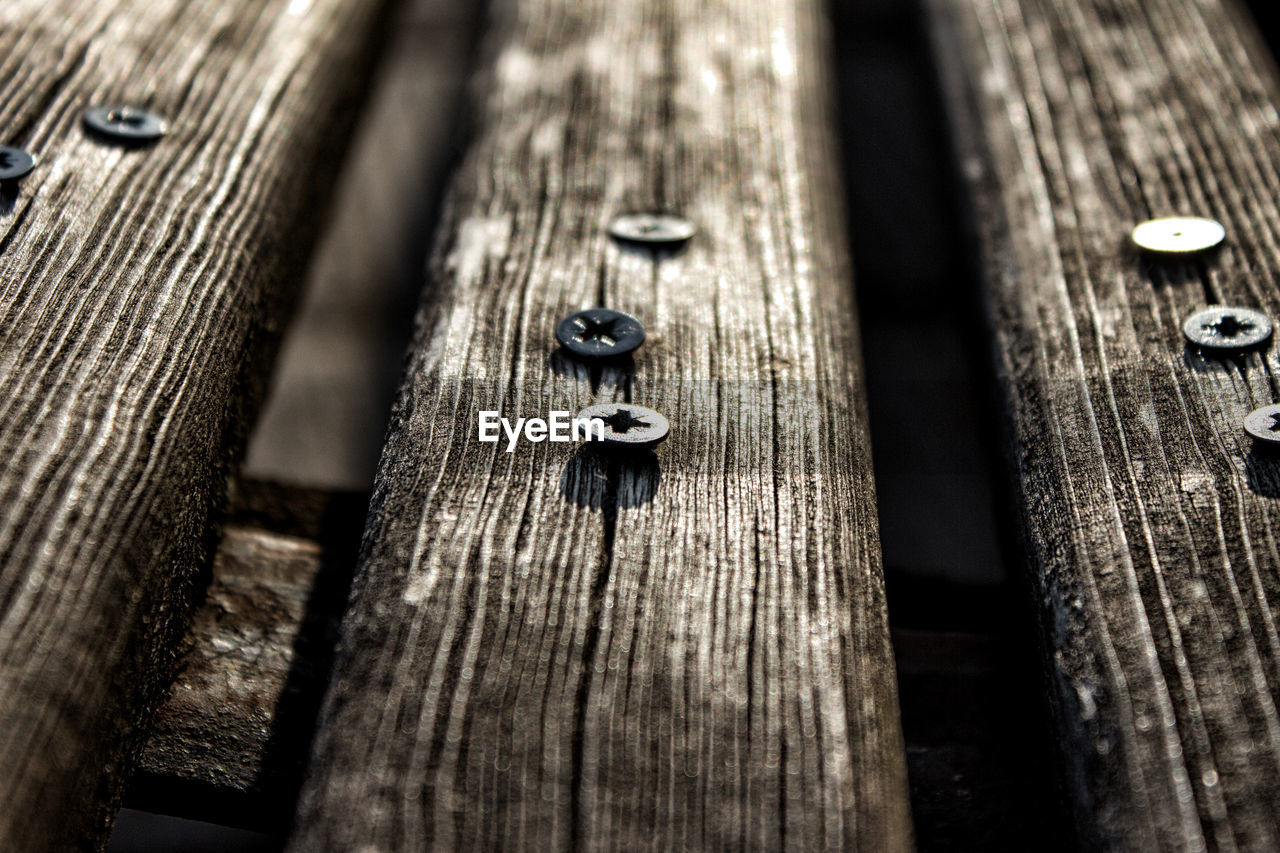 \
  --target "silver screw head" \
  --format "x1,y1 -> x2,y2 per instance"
83,105 -> 167,142
1244,404 -> 1280,445
0,146 -> 34,181
609,213 -> 696,245
556,308 -> 645,358
1132,216 -> 1225,254
577,403 -> 669,448
1182,306 -> 1272,350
